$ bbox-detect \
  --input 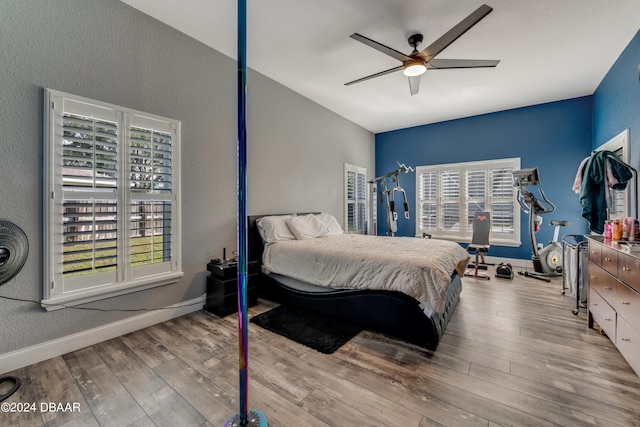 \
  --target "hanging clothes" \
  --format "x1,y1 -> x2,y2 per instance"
572,156 -> 589,194
579,150 -> 633,234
